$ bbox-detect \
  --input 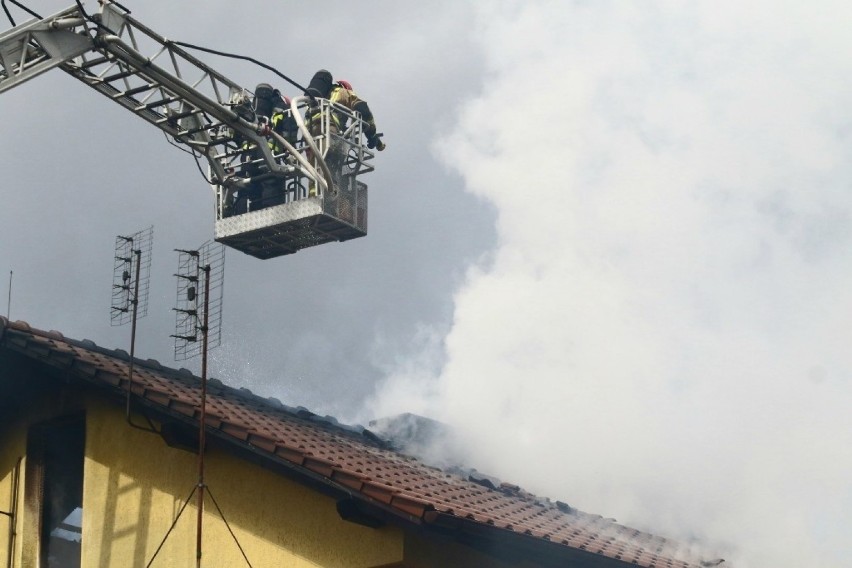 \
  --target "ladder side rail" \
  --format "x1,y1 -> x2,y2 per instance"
95,35 -> 239,126
172,100 -> 228,185
112,7 -> 244,102
90,34 -> 307,188
64,61 -> 183,136
0,6 -> 92,93
0,6 -> 81,42
84,5 -> 258,150
60,57 -> 233,186
0,3 -> 330,193
73,35 -> 277,176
